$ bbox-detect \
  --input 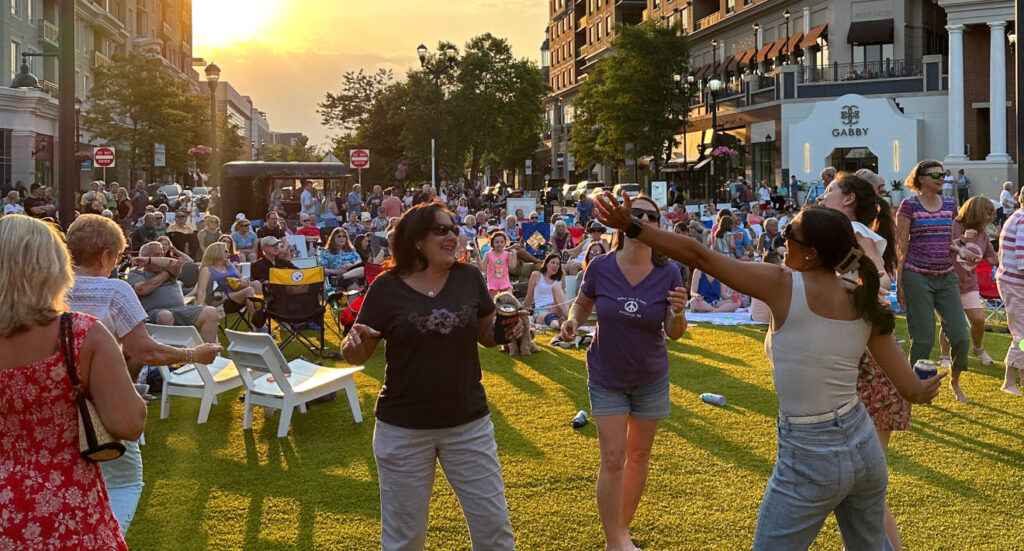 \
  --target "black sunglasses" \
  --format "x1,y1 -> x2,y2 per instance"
631,208 -> 660,222
430,224 -> 459,236
925,171 -> 944,180
782,225 -> 812,248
